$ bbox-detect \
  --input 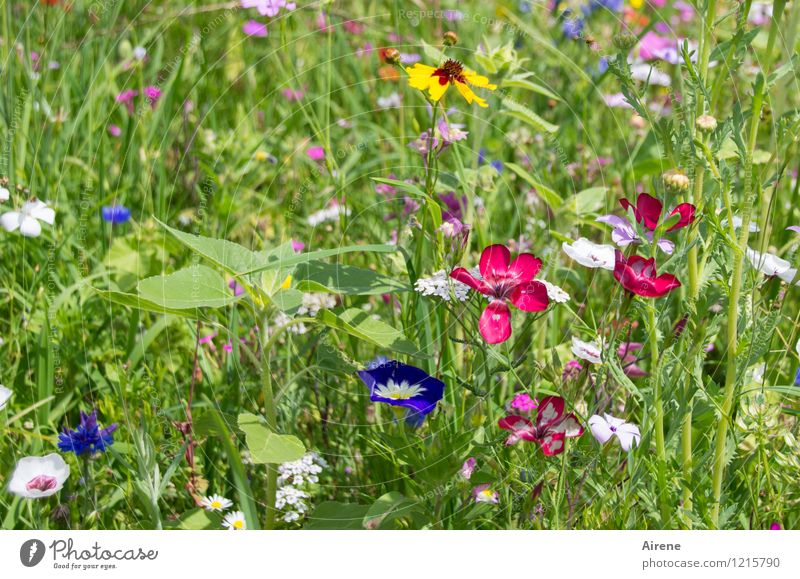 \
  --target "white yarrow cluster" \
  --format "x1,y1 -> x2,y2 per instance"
307,205 -> 351,226
297,293 -> 337,316
541,280 -> 570,304
414,270 -> 470,302
276,452 -> 328,524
